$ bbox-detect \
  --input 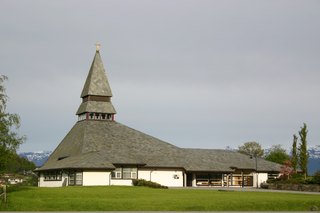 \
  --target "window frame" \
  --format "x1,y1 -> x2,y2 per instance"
111,166 -> 137,179
43,171 -> 62,181
68,170 -> 83,186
